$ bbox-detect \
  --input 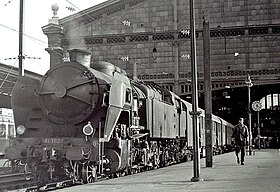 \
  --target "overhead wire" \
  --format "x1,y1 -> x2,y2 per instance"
27,57 -> 49,74
4,0 -> 13,6
0,20 -> 63,64
0,23 -> 52,64
63,0 -> 149,33
65,0 -> 80,12
1,0 -> 149,53
0,23 -> 47,47
63,0 -> 107,32
0,0 -> 148,72
1,0 -> 143,54
0,0 -> 62,66
64,1 -> 101,35
0,59 -> 18,89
